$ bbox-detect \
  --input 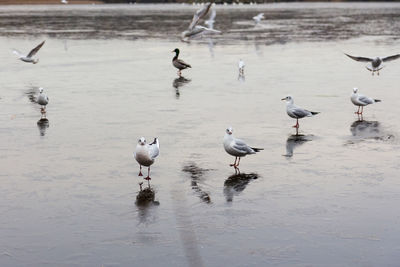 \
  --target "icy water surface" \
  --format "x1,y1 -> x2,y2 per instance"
1,3 -> 400,267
